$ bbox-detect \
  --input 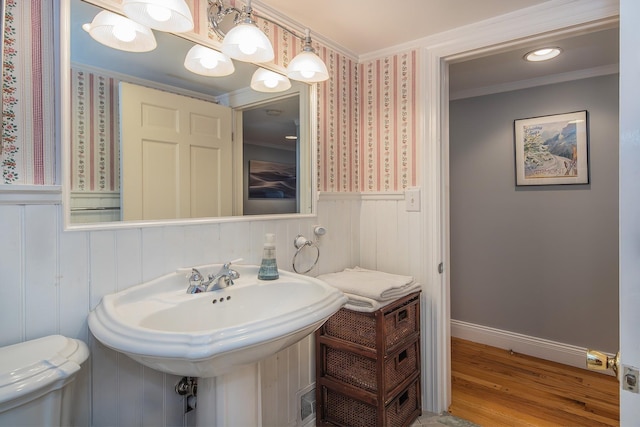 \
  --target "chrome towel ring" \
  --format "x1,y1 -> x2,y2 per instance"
292,226 -> 326,274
